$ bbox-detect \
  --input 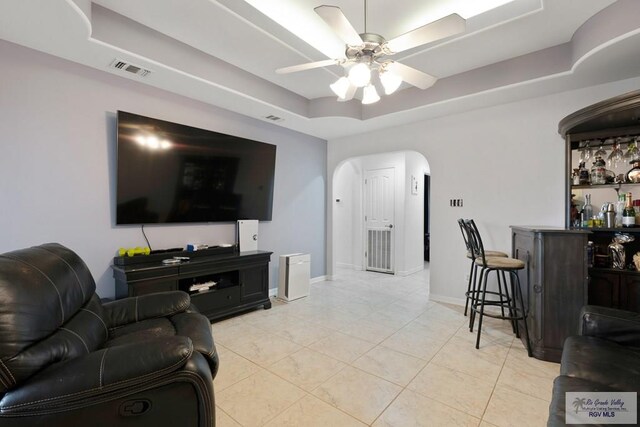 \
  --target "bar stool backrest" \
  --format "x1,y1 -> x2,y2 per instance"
457,218 -> 472,253
465,219 -> 489,268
